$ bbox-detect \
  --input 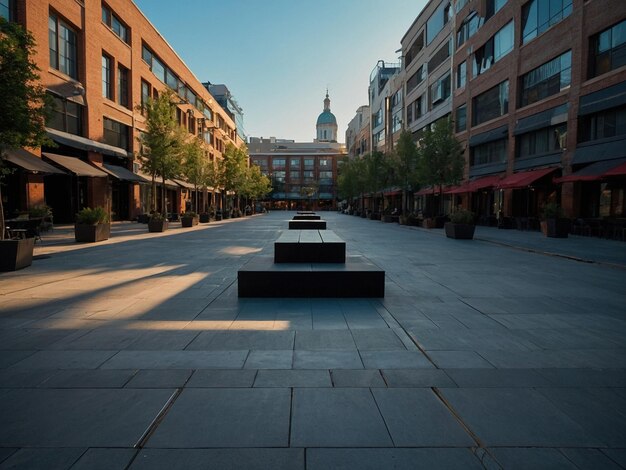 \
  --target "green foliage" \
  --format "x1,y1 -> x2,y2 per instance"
29,204 -> 52,218
449,209 -> 475,224
75,207 -> 109,225
540,202 -> 563,219
0,18 -> 52,240
393,130 -> 419,189
218,143 -> 248,192
149,212 -> 164,221
181,211 -> 197,218
417,118 -> 464,189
